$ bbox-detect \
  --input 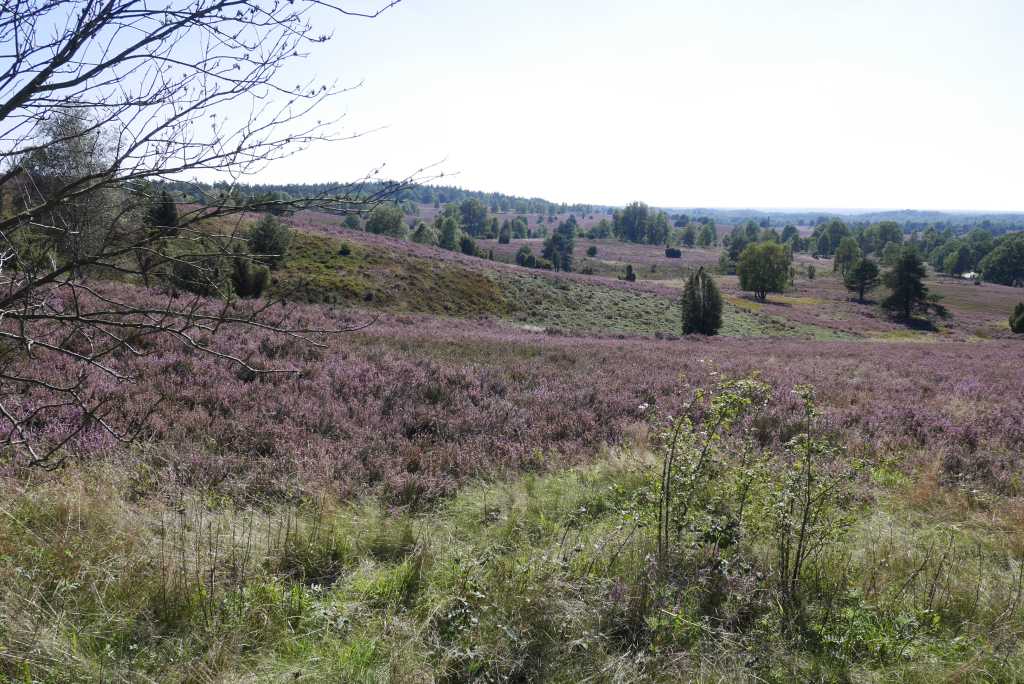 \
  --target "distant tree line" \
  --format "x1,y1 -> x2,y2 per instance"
158,180 -> 610,220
